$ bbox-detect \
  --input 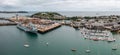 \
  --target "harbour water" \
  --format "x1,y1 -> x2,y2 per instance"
0,26 -> 120,55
